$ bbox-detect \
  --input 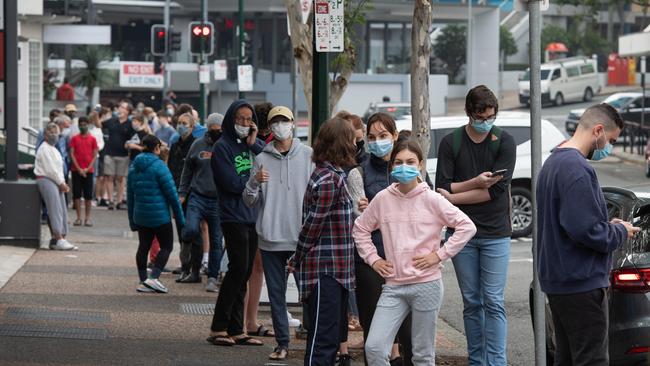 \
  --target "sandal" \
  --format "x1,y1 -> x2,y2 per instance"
84,220 -> 94,227
248,324 -> 275,337
73,219 -> 82,226
206,334 -> 235,347
269,346 -> 288,360
233,335 -> 263,346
